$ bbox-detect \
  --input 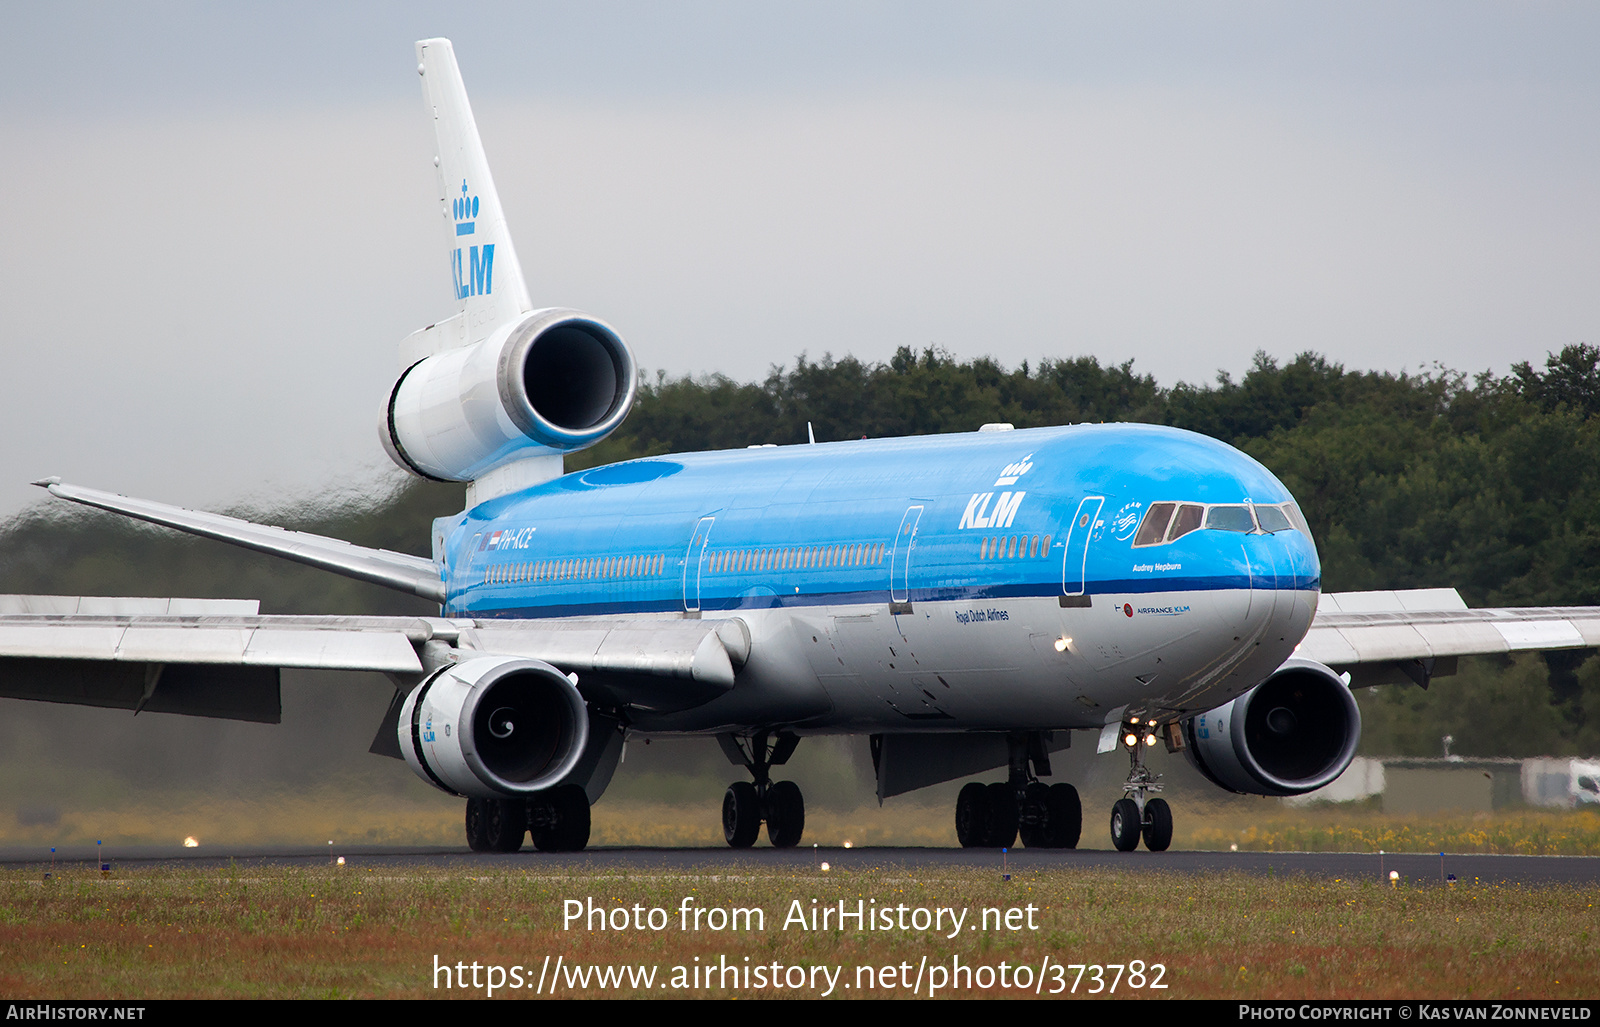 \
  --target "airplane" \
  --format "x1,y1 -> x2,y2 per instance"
6,38 -> 1600,855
